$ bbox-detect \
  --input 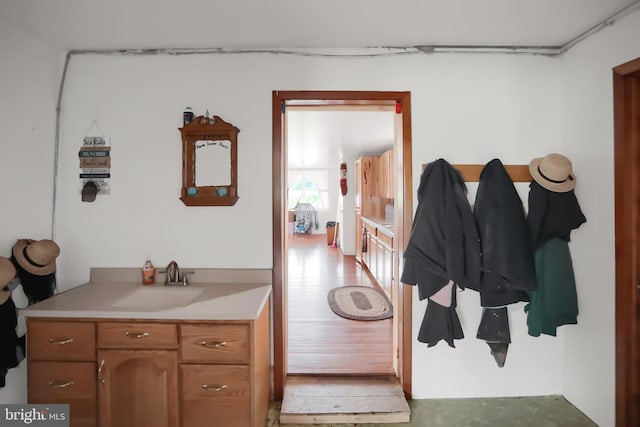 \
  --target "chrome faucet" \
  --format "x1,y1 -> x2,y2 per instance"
165,260 -> 182,286
163,260 -> 192,286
